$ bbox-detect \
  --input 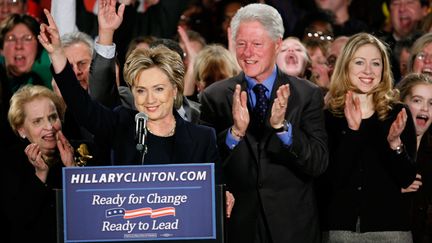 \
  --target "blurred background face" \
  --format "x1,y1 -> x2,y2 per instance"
315,0 -> 346,12
18,97 -> 62,155
222,2 -> 241,34
327,37 -> 349,76
404,83 -> 432,136
399,47 -> 410,77
131,67 -> 177,122
412,42 -> 432,76
1,23 -> 37,77
308,46 -> 331,88
63,42 -> 92,90
277,38 -> 307,77
0,0 -> 26,22
390,0 -> 428,38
